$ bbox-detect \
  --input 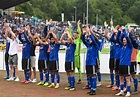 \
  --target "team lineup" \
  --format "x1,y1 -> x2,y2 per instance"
1,19 -> 140,97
